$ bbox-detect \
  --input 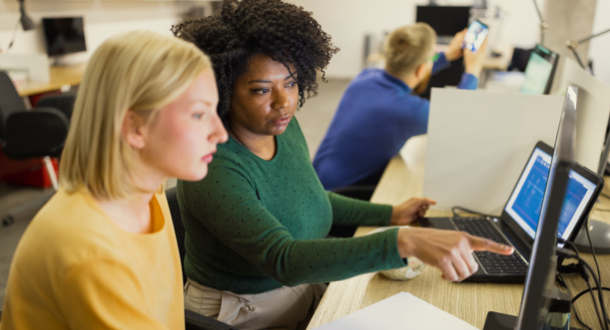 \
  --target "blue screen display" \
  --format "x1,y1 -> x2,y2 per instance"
506,148 -> 596,241
511,156 -> 548,231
